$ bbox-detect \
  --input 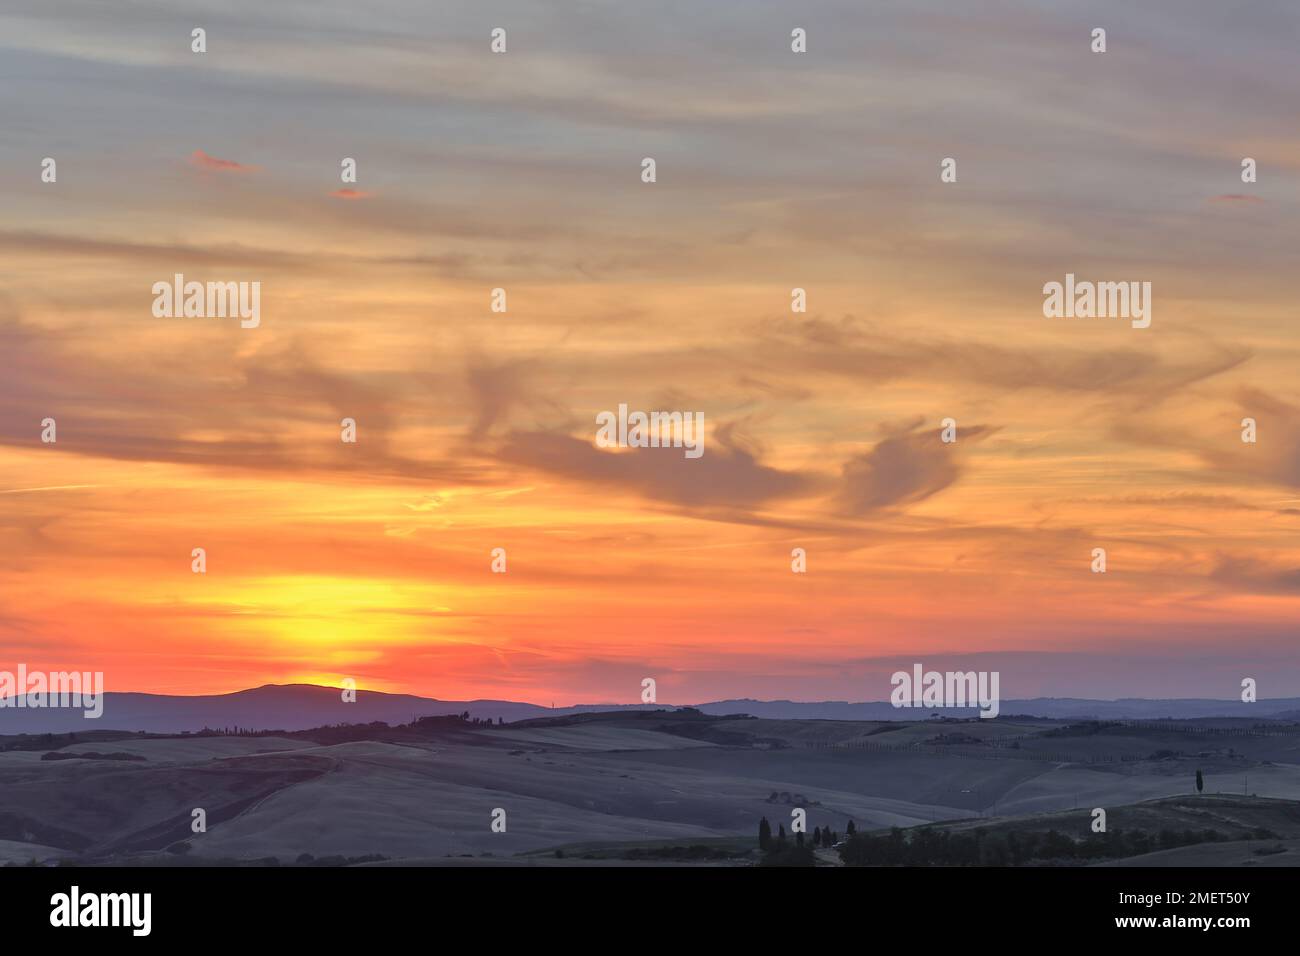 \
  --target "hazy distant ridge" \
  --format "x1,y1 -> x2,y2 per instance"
2,684 -> 1298,734
695,697 -> 1300,721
